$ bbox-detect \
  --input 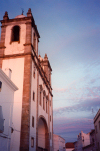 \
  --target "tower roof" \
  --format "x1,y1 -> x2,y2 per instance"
15,14 -> 26,19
